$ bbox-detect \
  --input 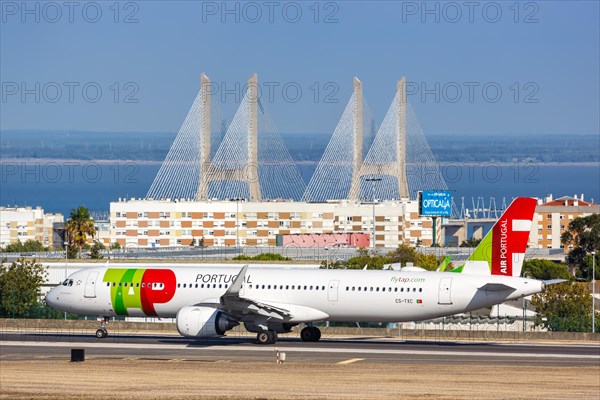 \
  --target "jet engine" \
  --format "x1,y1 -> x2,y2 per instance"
176,306 -> 239,337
